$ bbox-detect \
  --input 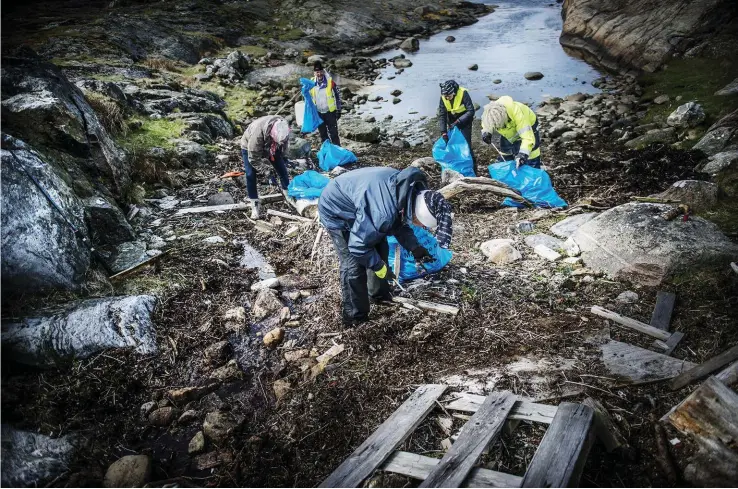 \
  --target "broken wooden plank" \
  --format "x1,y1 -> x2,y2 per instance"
661,332 -> 684,356
670,344 -> 738,391
108,250 -> 171,281
653,422 -> 679,484
261,193 -> 285,203
444,394 -> 558,424
310,227 -> 324,263
521,403 -> 595,488
174,203 -> 249,215
581,397 -> 626,453
392,297 -> 459,316
320,384 -> 447,488
266,209 -> 314,223
590,305 -> 671,341
419,392 -> 516,488
650,291 -> 676,331
715,361 -> 738,388
382,451 -> 522,488
600,340 -> 695,383
393,244 -> 402,278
